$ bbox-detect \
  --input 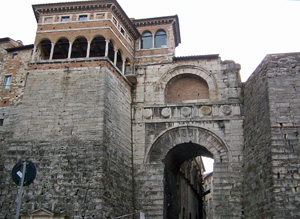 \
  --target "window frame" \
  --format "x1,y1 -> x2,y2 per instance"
120,27 -> 125,36
12,53 -> 18,59
43,16 -> 54,24
154,29 -> 167,48
60,15 -> 70,22
95,12 -> 106,20
78,14 -> 88,21
4,75 -> 12,89
141,31 -> 153,49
